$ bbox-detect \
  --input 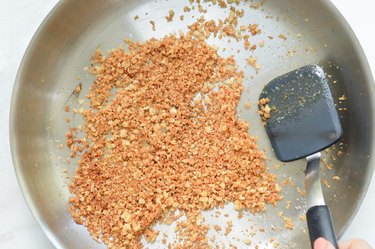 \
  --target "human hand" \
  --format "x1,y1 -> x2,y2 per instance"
314,237 -> 373,249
